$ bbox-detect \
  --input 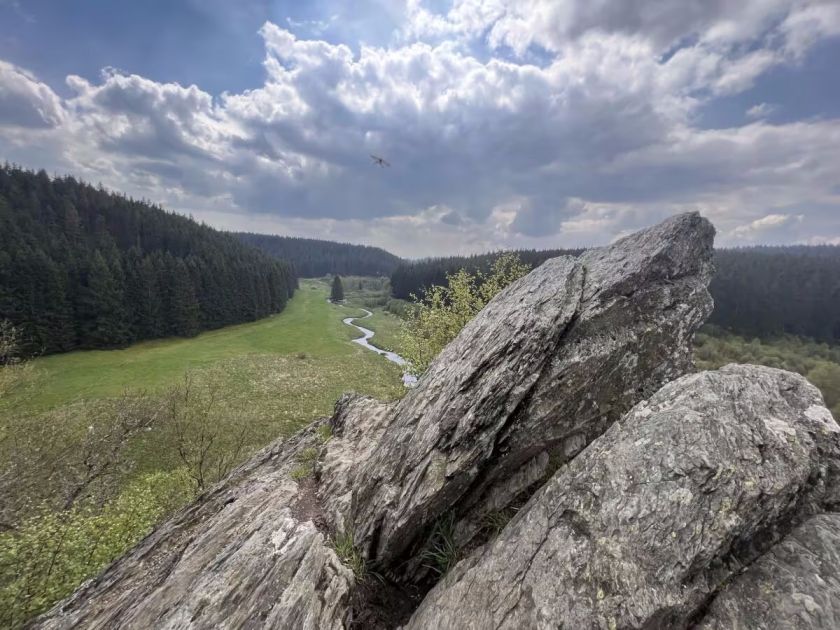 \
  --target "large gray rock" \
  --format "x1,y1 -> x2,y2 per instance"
697,513 -> 840,630
328,212 -> 715,569
406,365 -> 840,630
34,213 -> 717,628
33,424 -> 355,630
